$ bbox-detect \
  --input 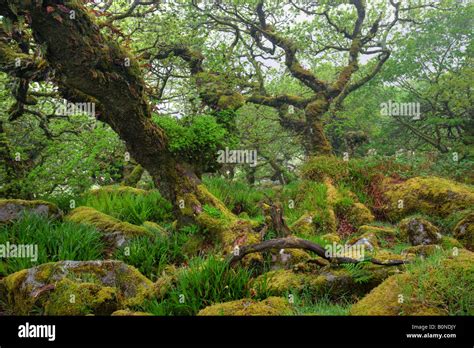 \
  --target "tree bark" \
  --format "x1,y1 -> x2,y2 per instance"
304,99 -> 333,155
